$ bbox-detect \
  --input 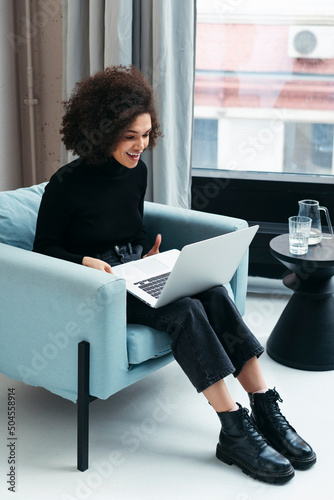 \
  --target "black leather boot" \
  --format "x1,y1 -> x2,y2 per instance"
216,404 -> 294,484
249,389 -> 316,470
